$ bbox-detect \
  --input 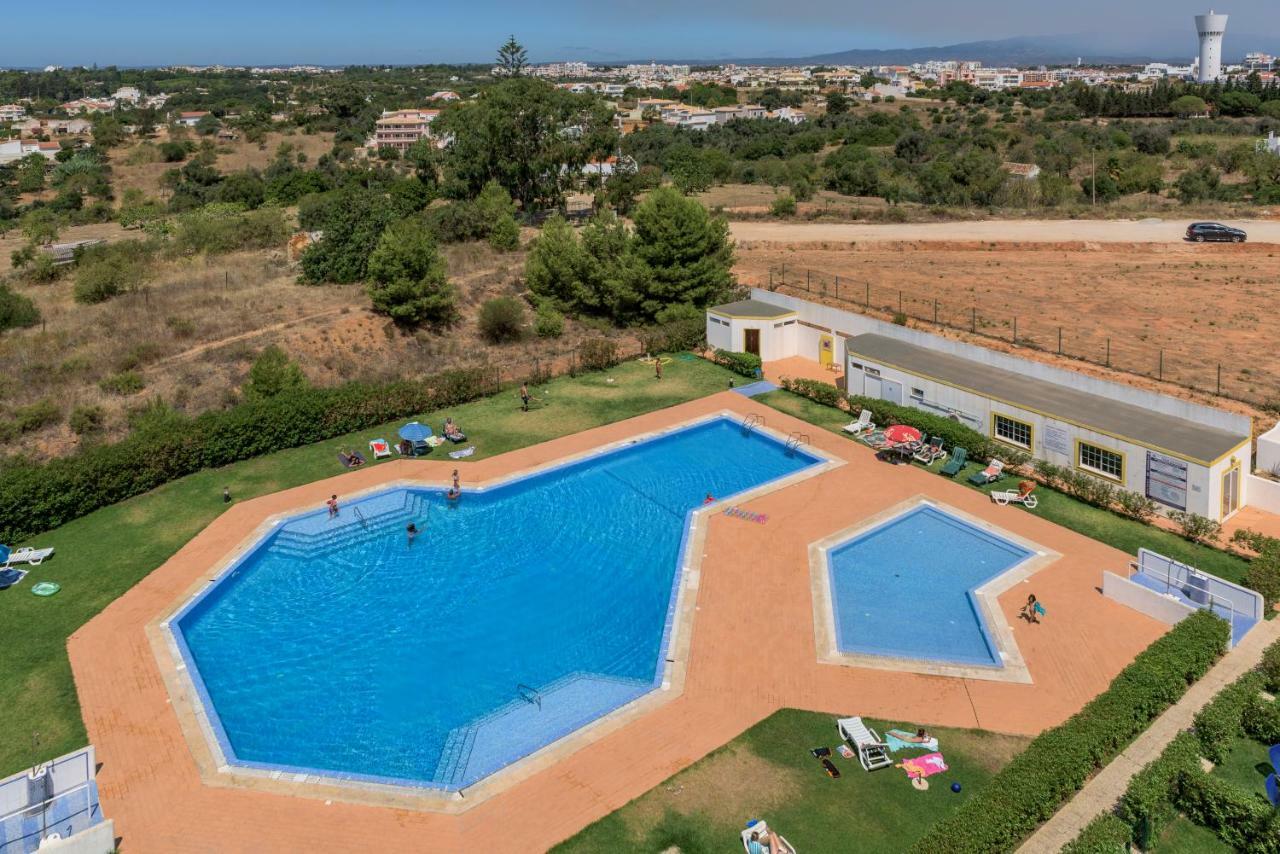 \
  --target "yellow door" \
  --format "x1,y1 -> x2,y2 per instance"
819,334 -> 833,368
